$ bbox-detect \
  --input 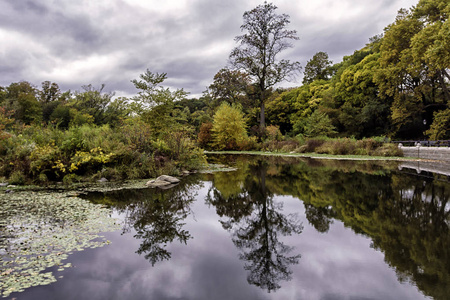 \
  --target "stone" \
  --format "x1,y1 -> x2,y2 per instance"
98,177 -> 109,183
146,179 -> 172,188
146,175 -> 181,188
156,175 -> 180,183
0,182 -> 9,187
